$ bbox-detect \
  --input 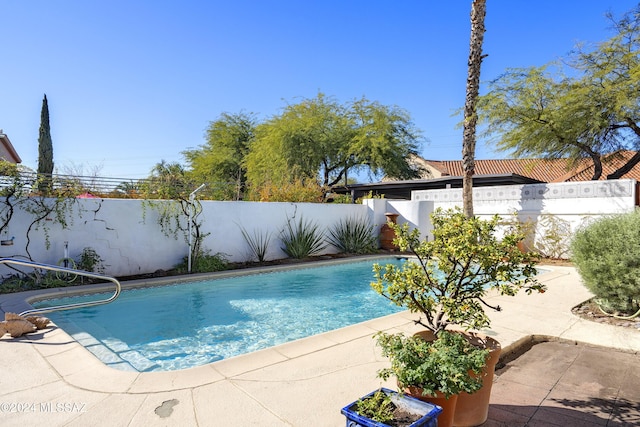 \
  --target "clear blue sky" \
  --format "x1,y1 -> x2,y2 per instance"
1,1 -> 638,181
